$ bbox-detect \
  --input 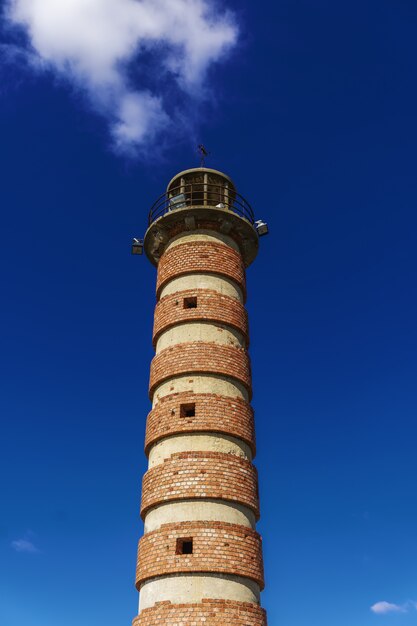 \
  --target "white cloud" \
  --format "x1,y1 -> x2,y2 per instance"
3,0 -> 238,154
371,601 -> 410,615
11,538 -> 40,553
